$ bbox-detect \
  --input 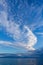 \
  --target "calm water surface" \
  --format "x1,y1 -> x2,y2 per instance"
0,58 -> 43,65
